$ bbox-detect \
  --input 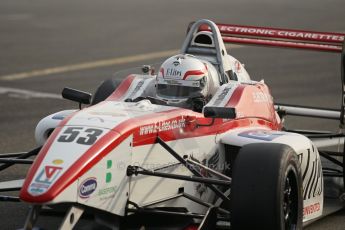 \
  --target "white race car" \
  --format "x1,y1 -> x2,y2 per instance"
0,19 -> 345,230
